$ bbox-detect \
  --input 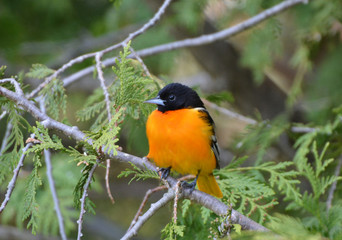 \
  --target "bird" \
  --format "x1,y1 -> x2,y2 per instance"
144,83 -> 223,198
